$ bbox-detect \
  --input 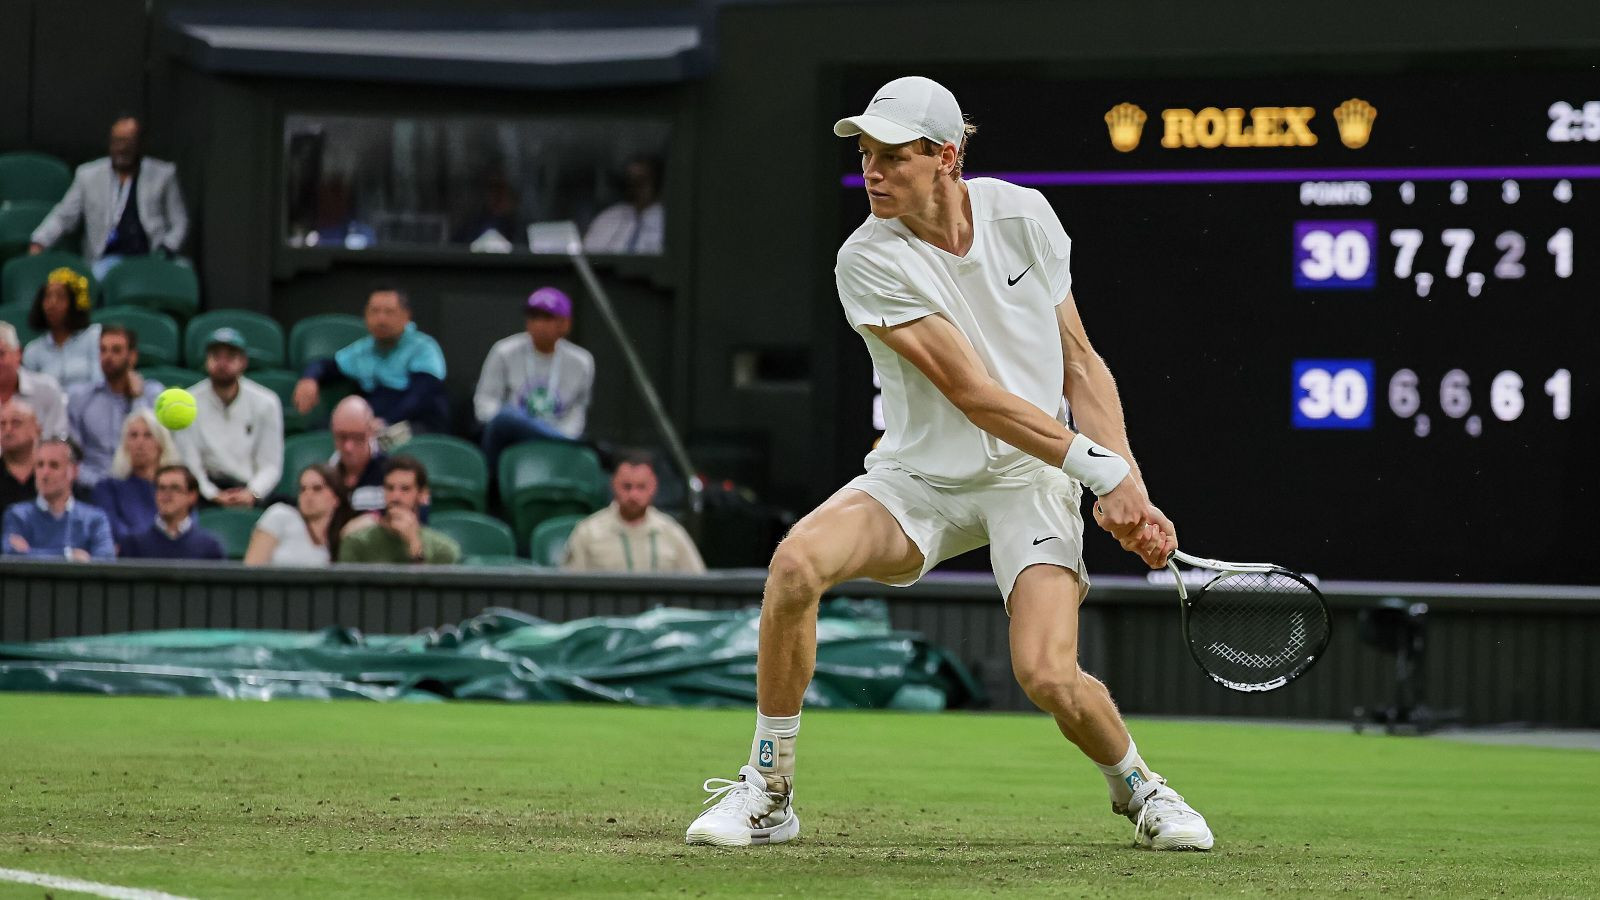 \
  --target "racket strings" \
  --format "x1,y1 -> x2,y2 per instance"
1186,571 -> 1329,690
